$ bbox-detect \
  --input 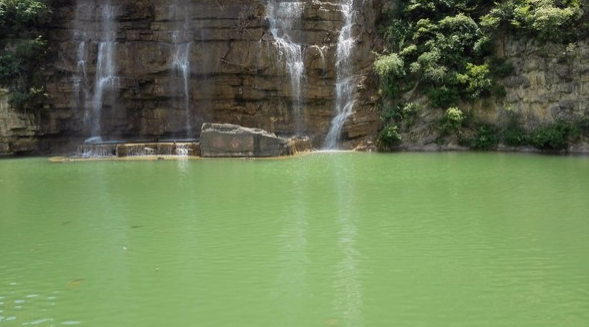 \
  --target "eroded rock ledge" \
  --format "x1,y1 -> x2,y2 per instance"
200,123 -> 293,157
